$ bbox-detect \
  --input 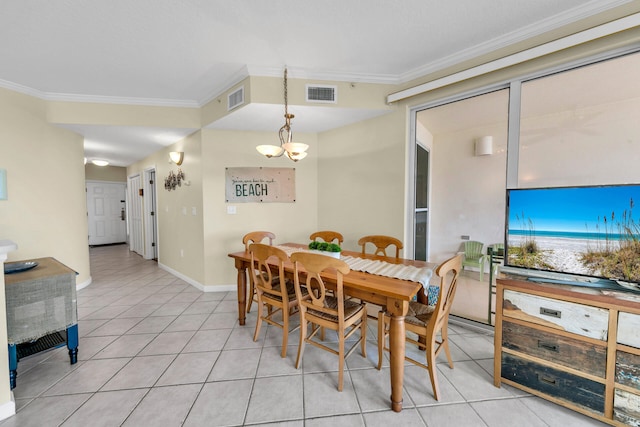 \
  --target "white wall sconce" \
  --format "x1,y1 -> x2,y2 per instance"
0,169 -> 7,200
169,151 -> 184,165
475,136 -> 493,156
